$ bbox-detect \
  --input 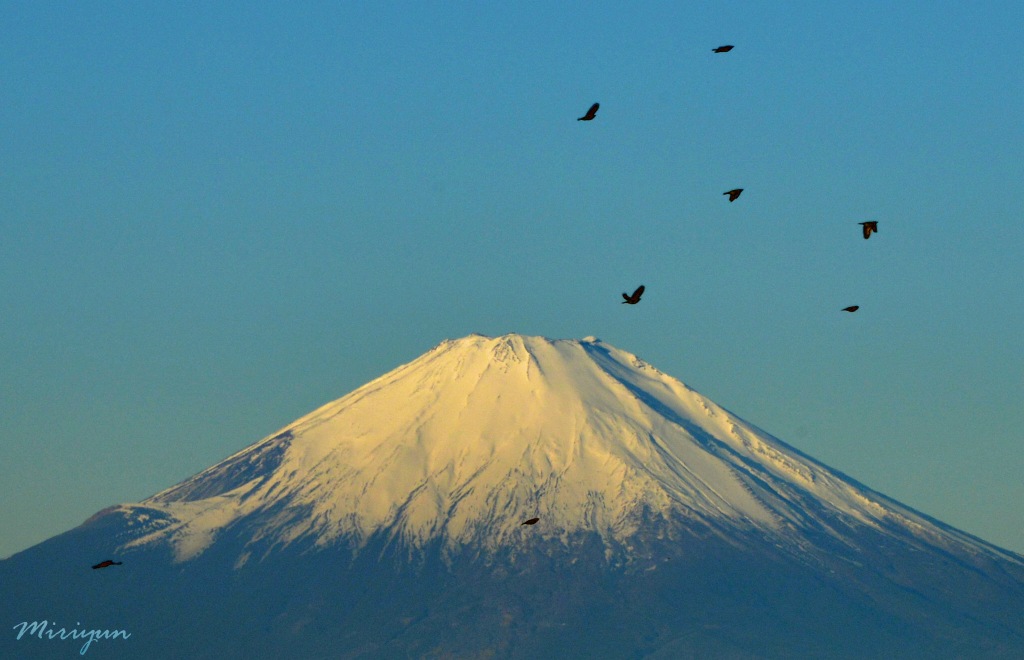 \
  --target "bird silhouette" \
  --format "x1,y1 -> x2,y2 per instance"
577,103 -> 600,121
713,45 -> 734,53
724,188 -> 743,202
859,221 -> 878,239
92,560 -> 122,570
622,285 -> 645,305
842,306 -> 860,312
521,518 -> 540,526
